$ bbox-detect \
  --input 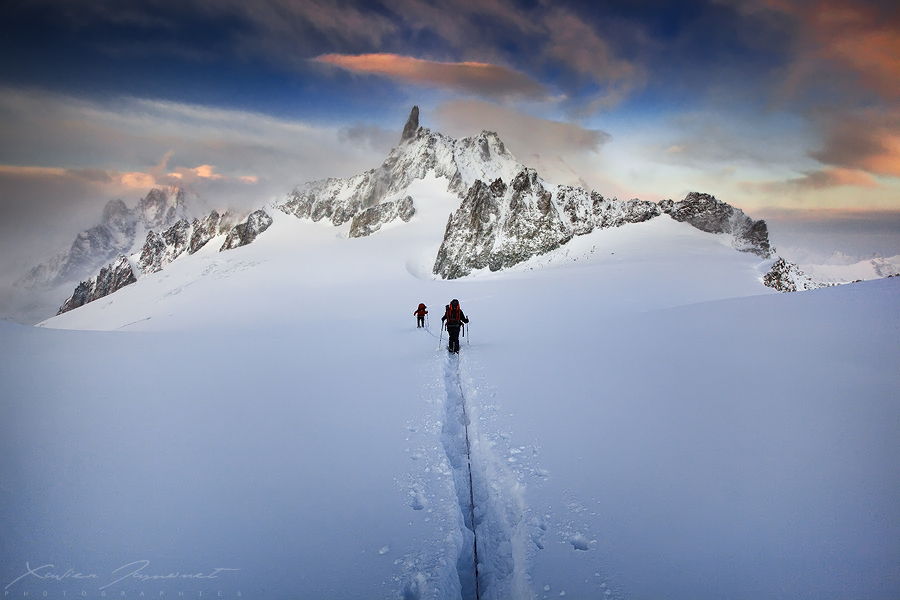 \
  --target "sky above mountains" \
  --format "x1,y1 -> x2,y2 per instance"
0,0 -> 898,271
